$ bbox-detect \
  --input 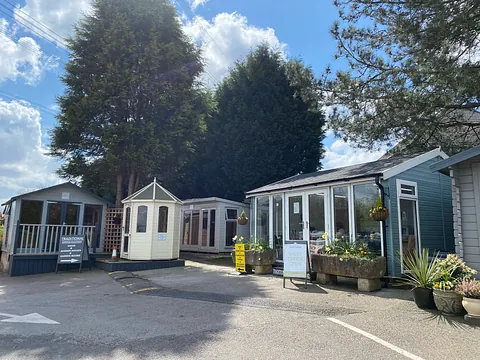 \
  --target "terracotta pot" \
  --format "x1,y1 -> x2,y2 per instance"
237,217 -> 248,225
433,289 -> 465,316
462,297 -> 480,317
412,287 -> 436,309
370,209 -> 389,221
